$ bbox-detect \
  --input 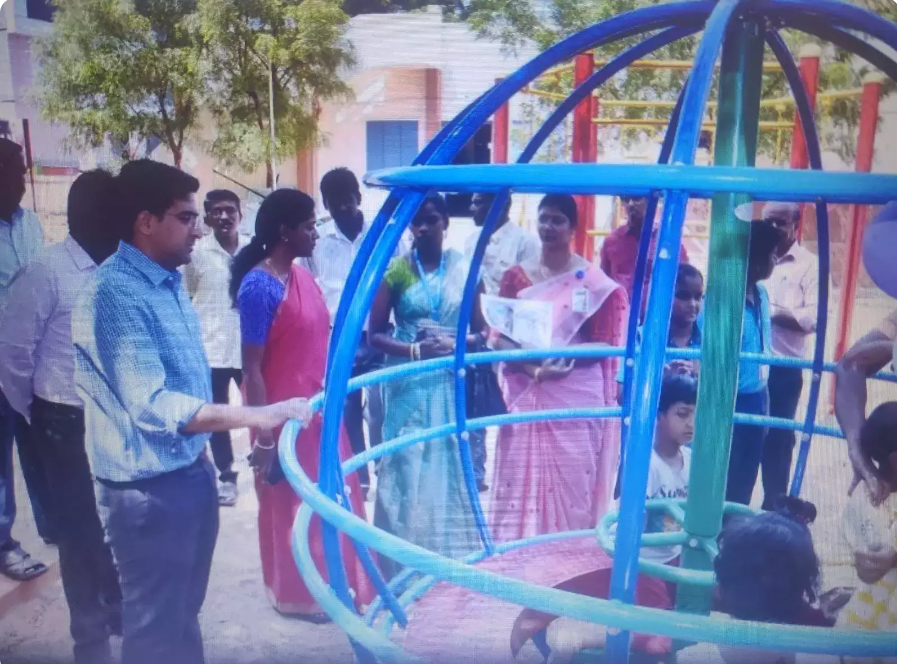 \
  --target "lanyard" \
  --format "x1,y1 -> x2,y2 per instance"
413,250 -> 446,322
